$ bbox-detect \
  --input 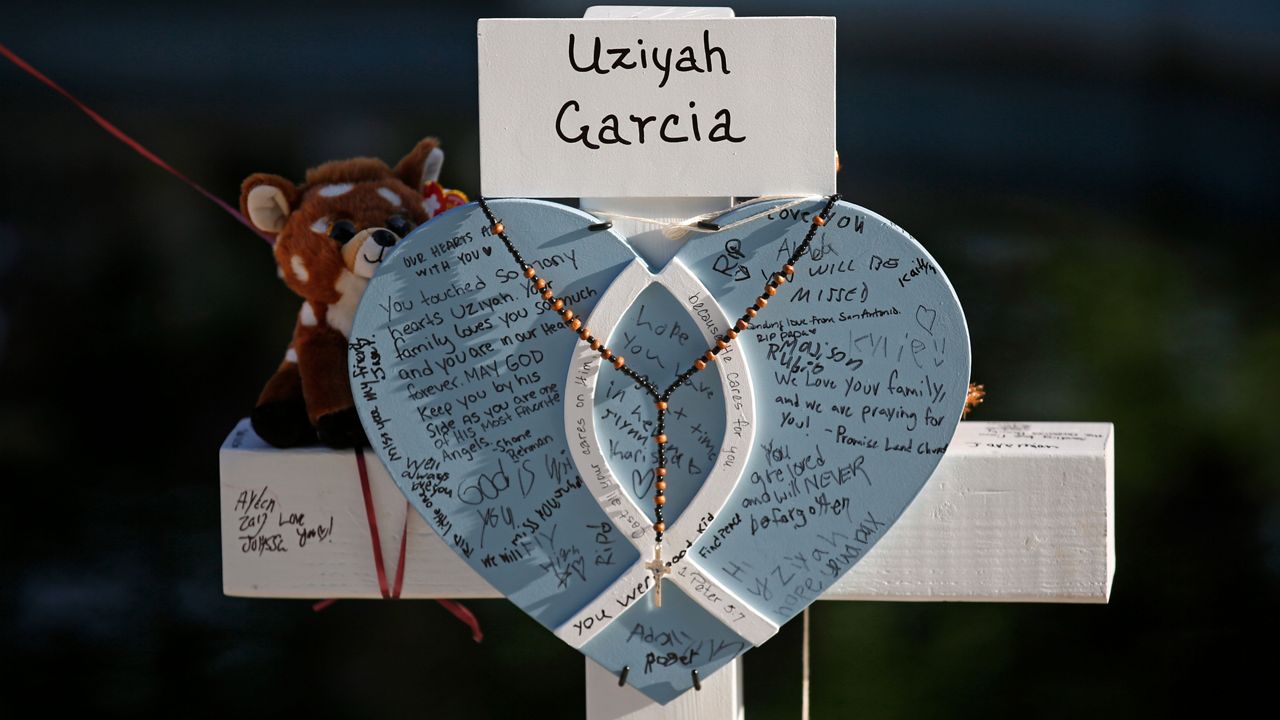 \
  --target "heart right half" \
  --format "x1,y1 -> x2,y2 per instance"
666,197 -> 971,622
